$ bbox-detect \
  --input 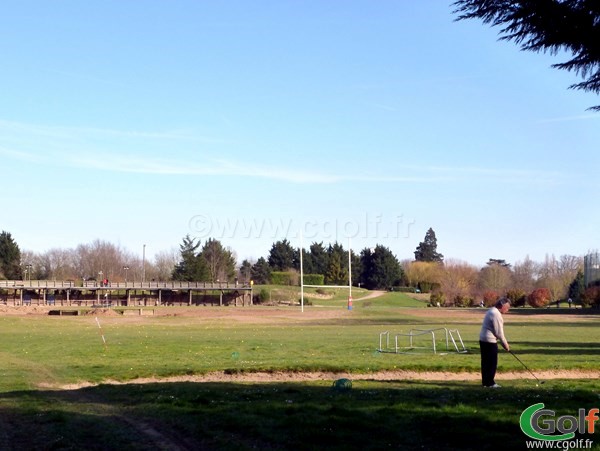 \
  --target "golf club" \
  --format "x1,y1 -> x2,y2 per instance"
509,350 -> 545,385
